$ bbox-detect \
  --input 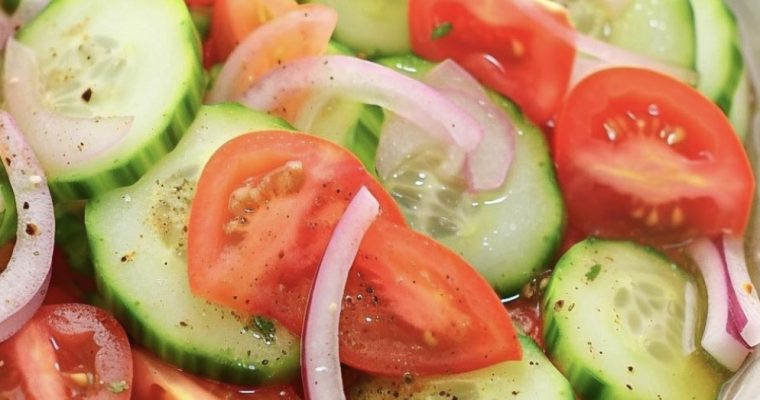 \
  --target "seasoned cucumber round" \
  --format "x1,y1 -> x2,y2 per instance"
376,56 -> 565,297
350,335 -> 574,400
86,104 -> 299,385
17,0 -> 204,200
543,238 -> 728,399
